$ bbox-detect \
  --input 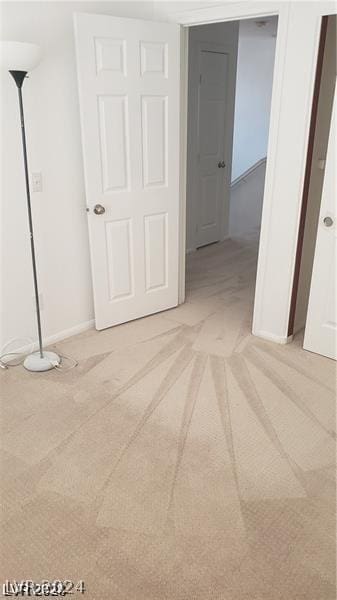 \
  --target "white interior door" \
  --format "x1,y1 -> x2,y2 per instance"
303,78 -> 337,360
74,13 -> 180,330
197,48 -> 228,248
